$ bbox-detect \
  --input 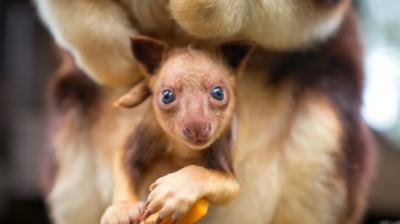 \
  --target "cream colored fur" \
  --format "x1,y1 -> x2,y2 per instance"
199,67 -> 345,224
35,0 -> 140,86
47,88 -> 149,224
38,1 -> 351,223
171,0 -> 351,50
48,108 -> 109,224
48,63 -> 346,224
35,0 -> 348,86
